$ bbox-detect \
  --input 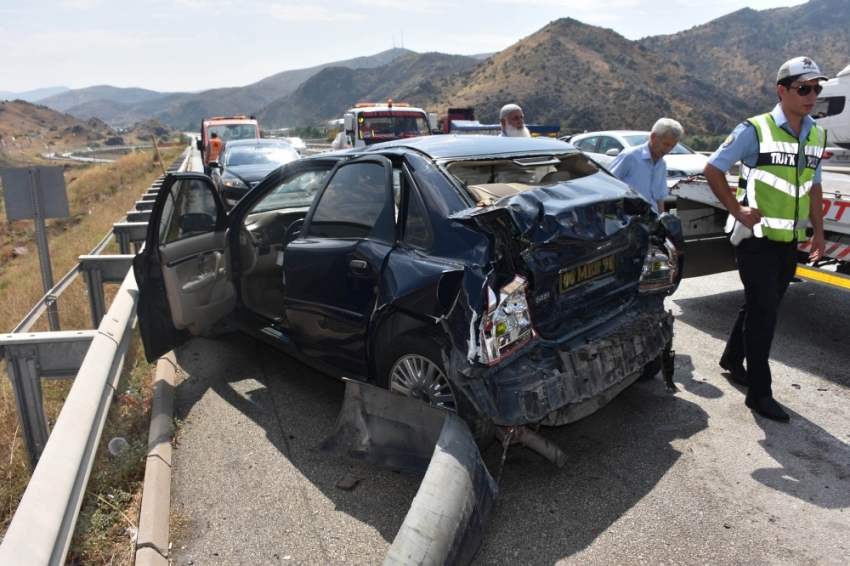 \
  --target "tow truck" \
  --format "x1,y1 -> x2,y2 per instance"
331,101 -> 436,149
196,115 -> 260,167
672,170 -> 850,291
